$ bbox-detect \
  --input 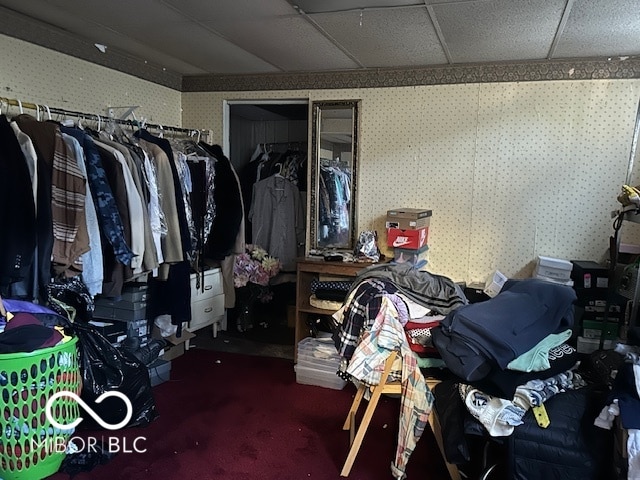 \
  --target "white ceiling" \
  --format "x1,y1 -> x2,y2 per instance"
0,0 -> 639,79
